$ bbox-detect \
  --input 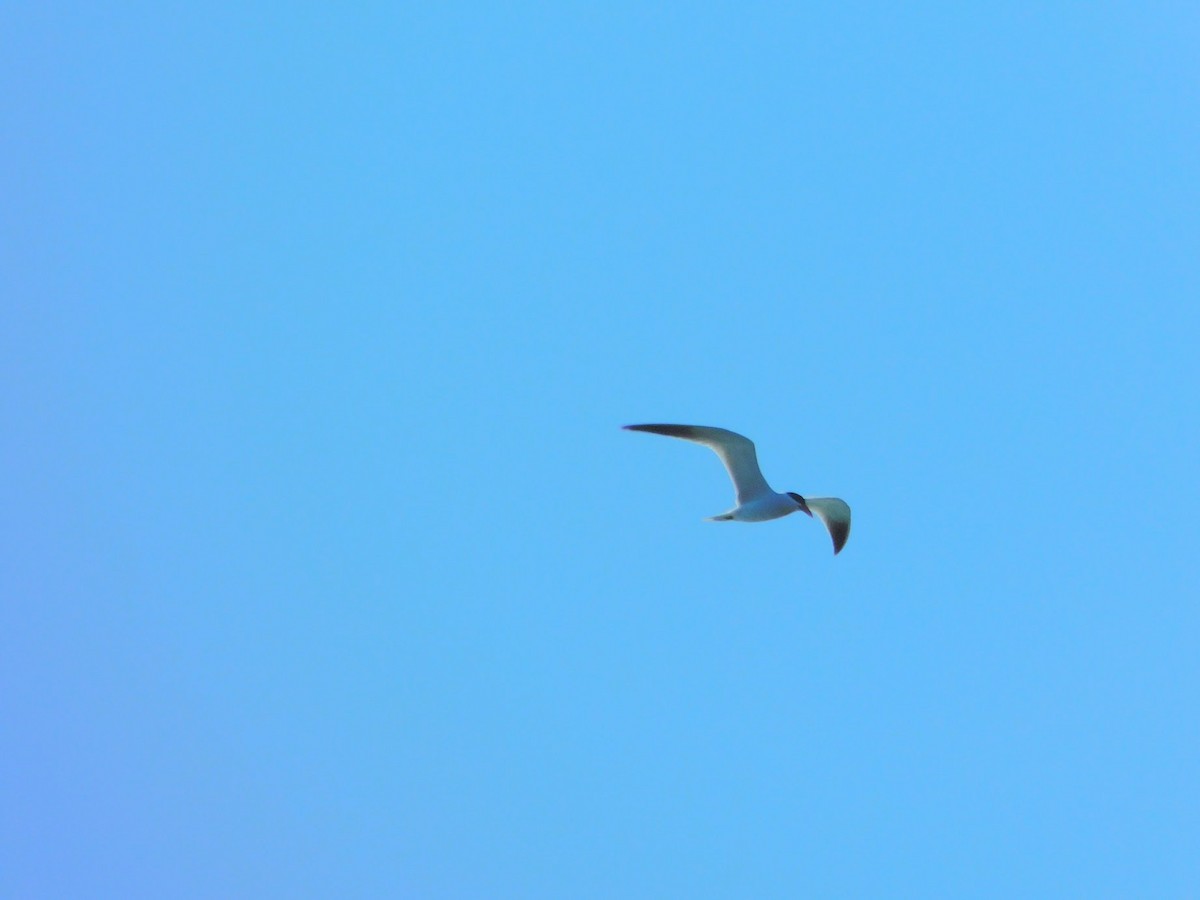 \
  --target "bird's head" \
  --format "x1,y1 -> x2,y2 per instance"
786,492 -> 813,517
